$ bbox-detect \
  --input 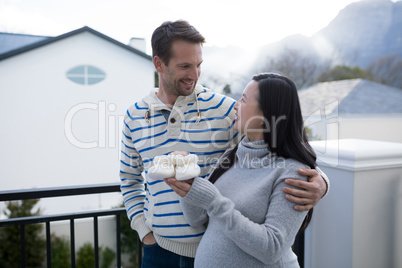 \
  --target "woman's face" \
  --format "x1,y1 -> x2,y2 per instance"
234,80 -> 264,142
